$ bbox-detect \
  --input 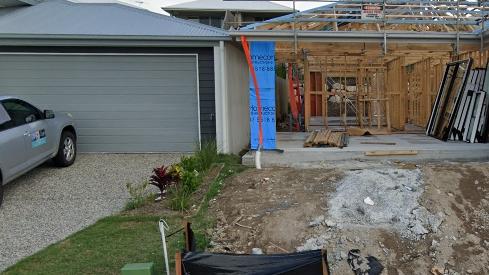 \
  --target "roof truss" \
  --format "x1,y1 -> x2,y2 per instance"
243,0 -> 489,33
